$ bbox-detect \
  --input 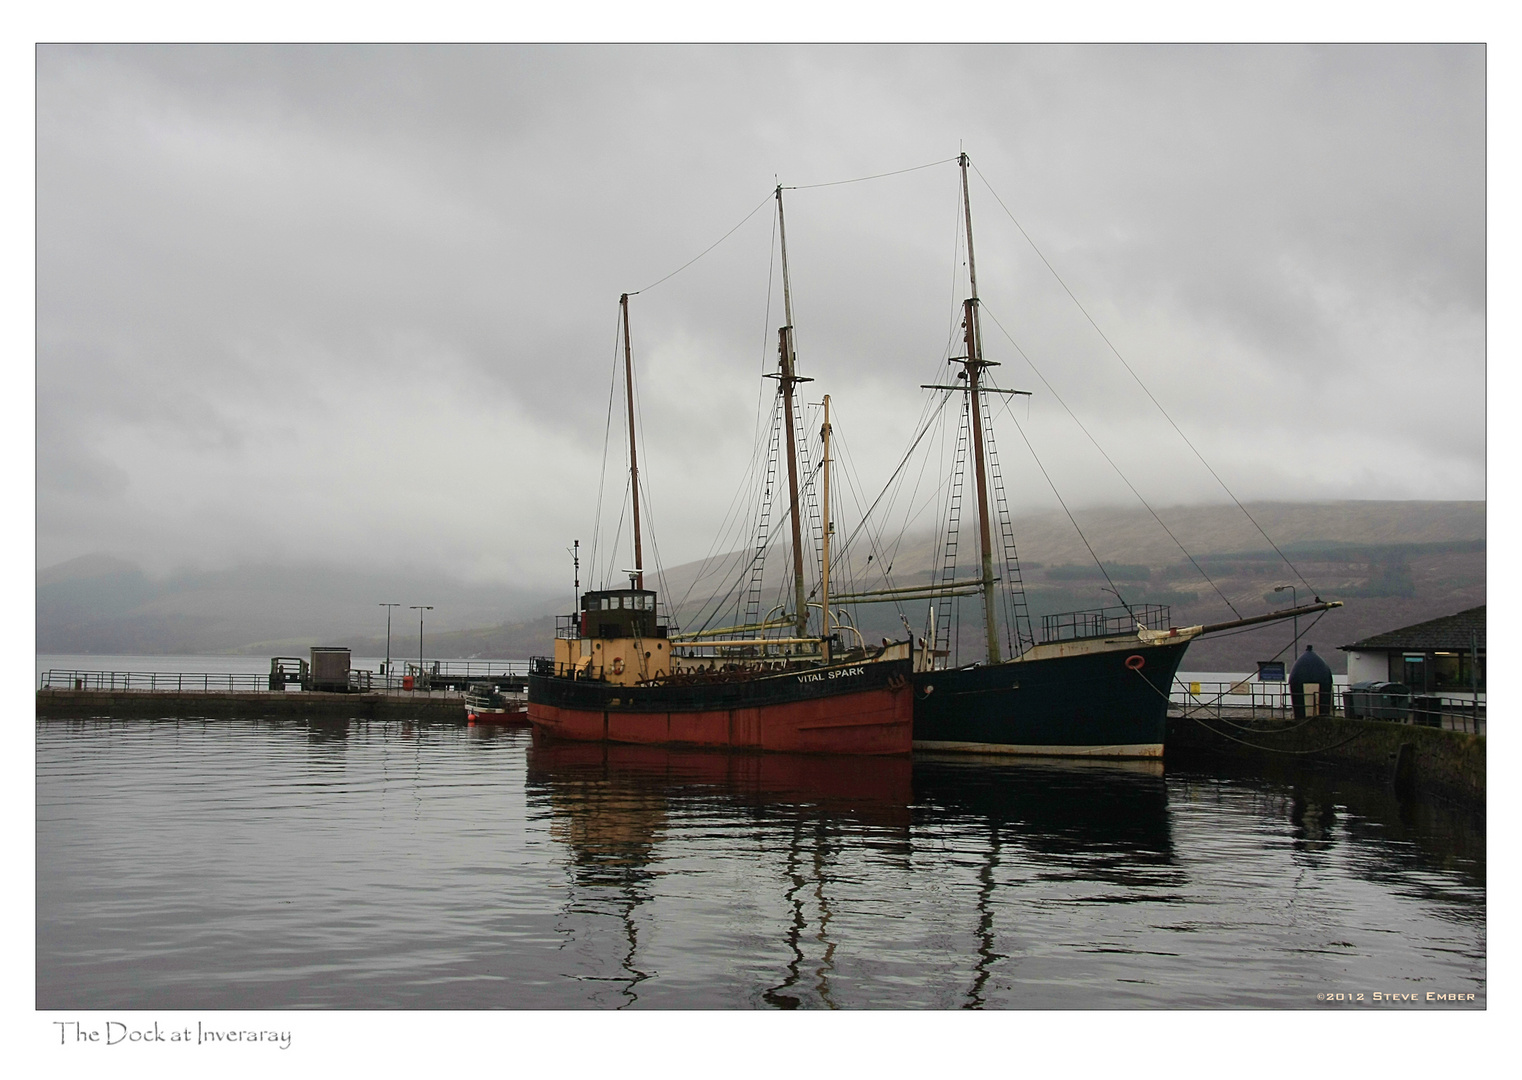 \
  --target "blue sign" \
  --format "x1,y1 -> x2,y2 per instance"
1257,661 -> 1285,682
